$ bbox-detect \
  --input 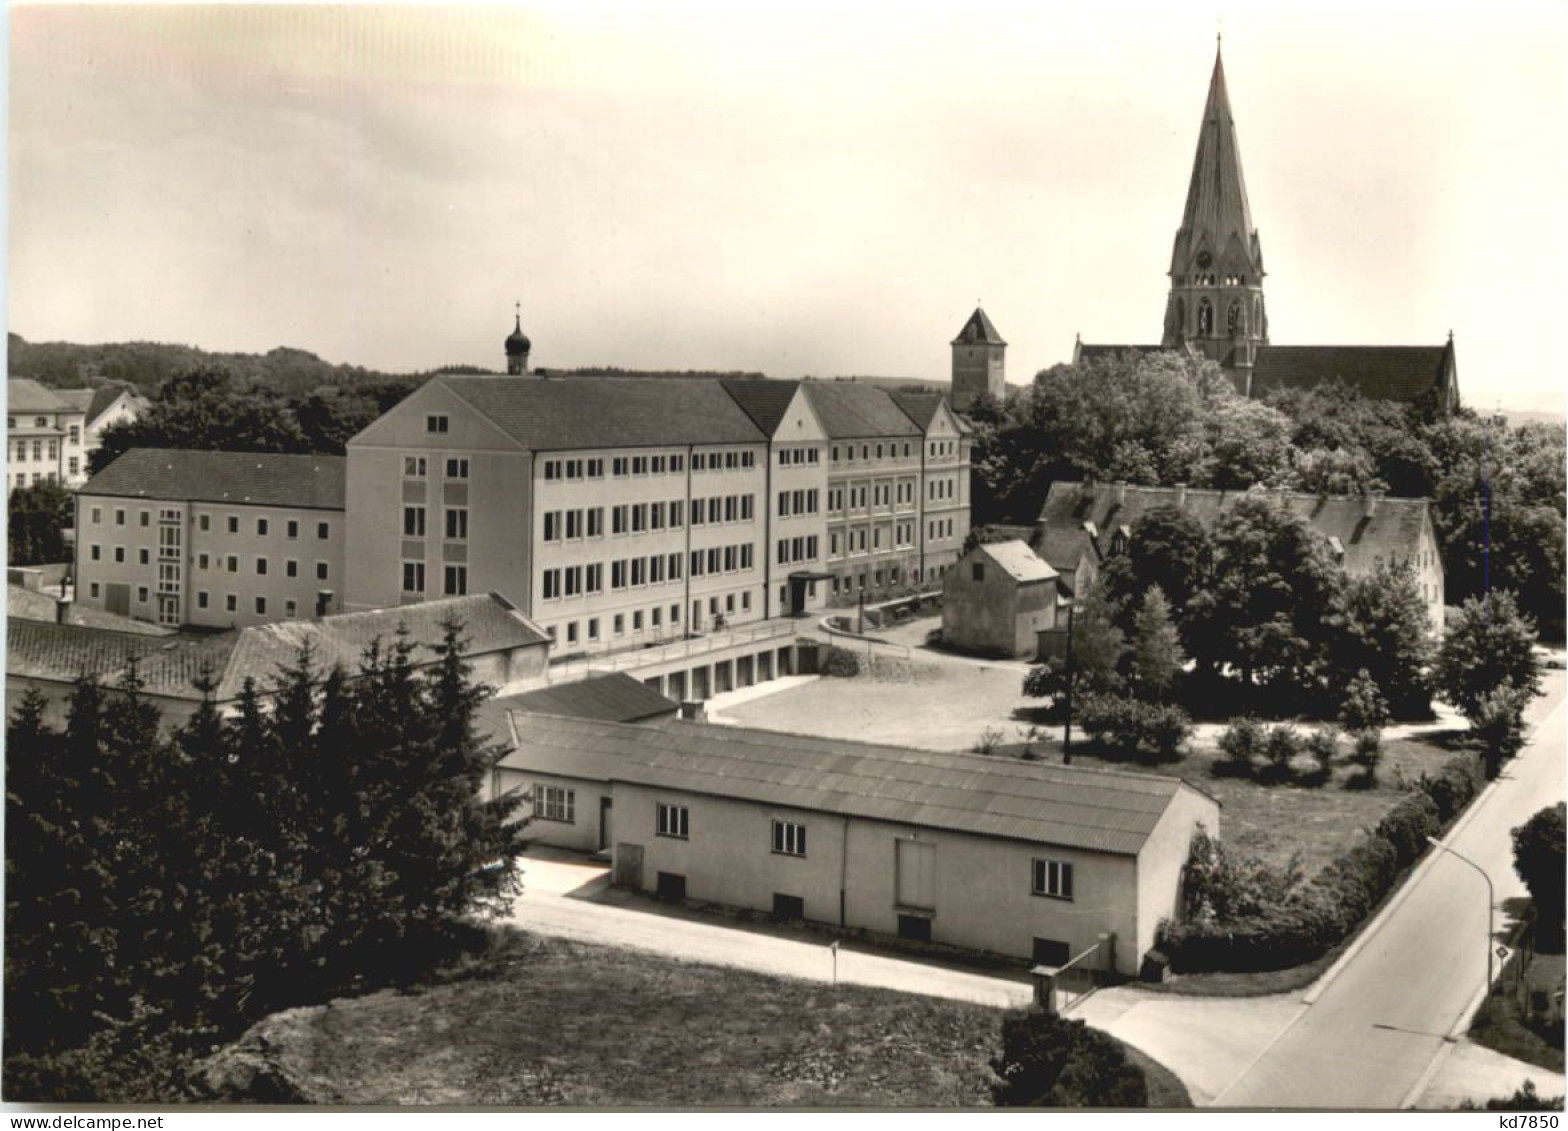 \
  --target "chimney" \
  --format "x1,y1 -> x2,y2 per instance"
54,597 -> 71,625
679,700 -> 707,723
1174,483 -> 1188,508
315,589 -> 334,619
1364,492 -> 1383,519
